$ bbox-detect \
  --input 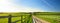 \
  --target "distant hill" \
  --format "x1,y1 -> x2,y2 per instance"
33,12 -> 60,15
